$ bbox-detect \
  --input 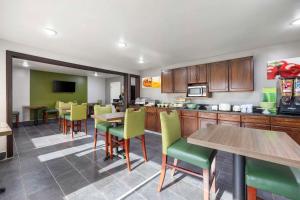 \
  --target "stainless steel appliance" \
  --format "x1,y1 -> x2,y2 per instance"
187,85 -> 210,97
